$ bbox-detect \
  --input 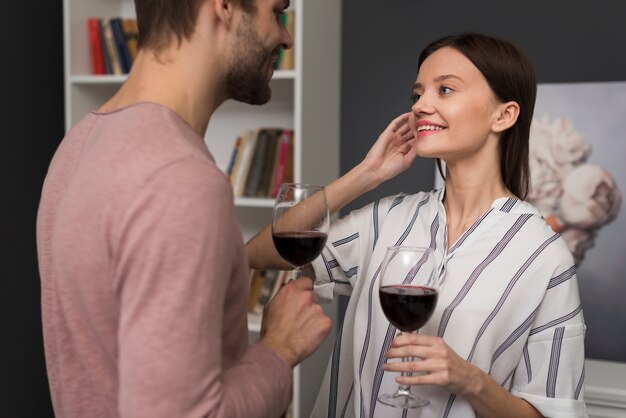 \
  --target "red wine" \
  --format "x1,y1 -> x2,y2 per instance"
272,231 -> 328,267
379,285 -> 438,332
